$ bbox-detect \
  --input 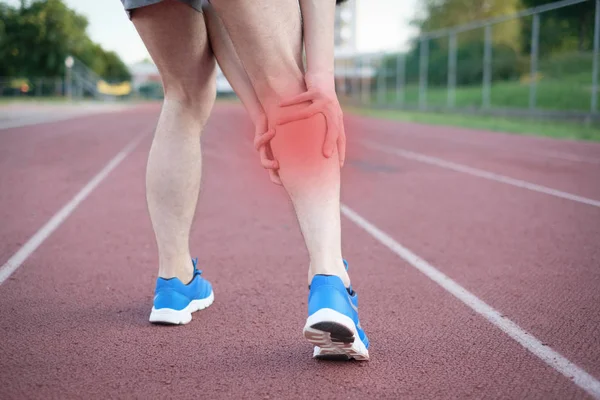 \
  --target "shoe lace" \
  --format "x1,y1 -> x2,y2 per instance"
192,257 -> 203,276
